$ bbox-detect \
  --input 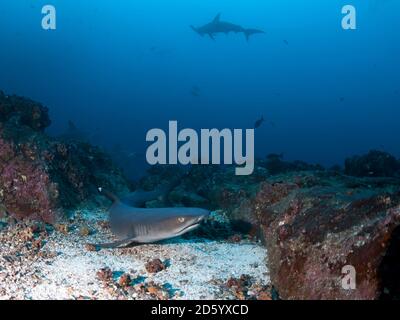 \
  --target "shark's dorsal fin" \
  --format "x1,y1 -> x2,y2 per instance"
98,187 -> 120,204
212,13 -> 221,23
